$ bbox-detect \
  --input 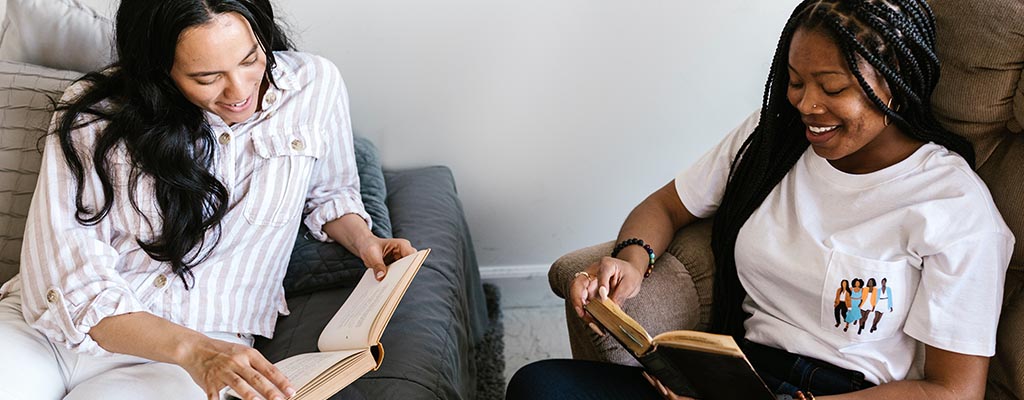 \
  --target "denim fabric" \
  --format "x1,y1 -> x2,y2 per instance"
506,342 -> 873,399
506,359 -> 663,400
742,340 -> 874,397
